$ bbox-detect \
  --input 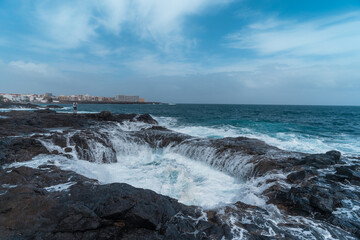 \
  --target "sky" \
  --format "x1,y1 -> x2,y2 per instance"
0,0 -> 360,105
